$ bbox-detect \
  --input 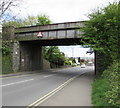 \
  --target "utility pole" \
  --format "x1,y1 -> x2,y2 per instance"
72,47 -> 74,57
